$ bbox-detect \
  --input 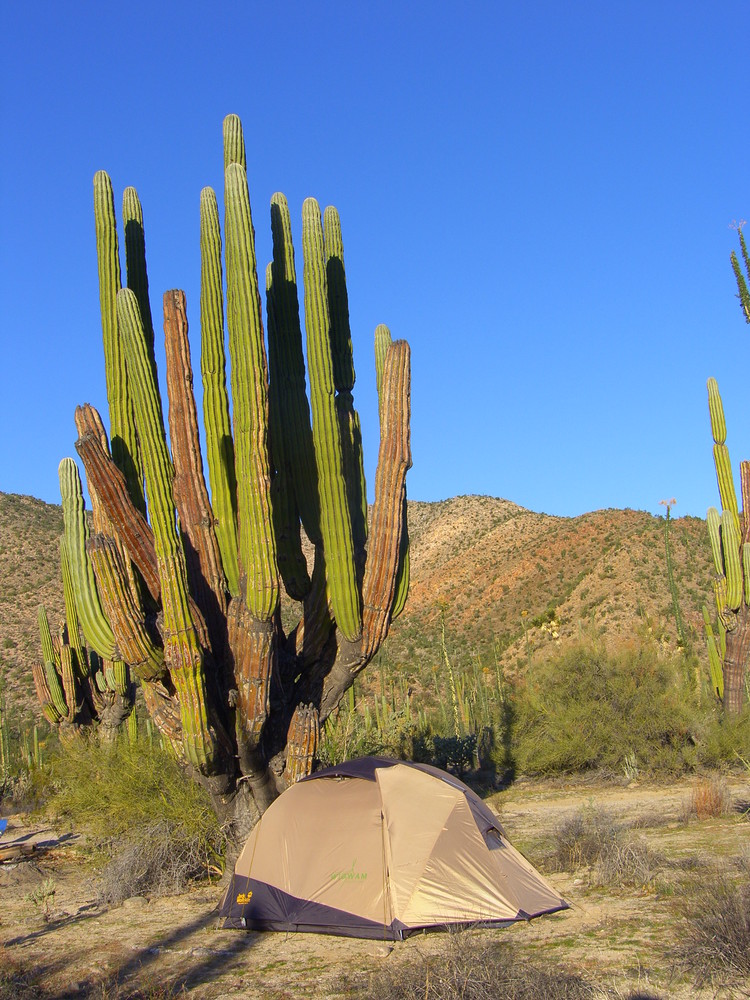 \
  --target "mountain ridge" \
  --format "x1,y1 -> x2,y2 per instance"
0,491 -> 715,721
